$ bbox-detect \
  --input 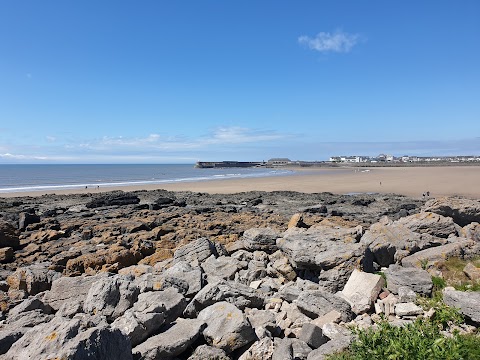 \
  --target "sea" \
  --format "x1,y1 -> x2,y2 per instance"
0,164 -> 295,194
